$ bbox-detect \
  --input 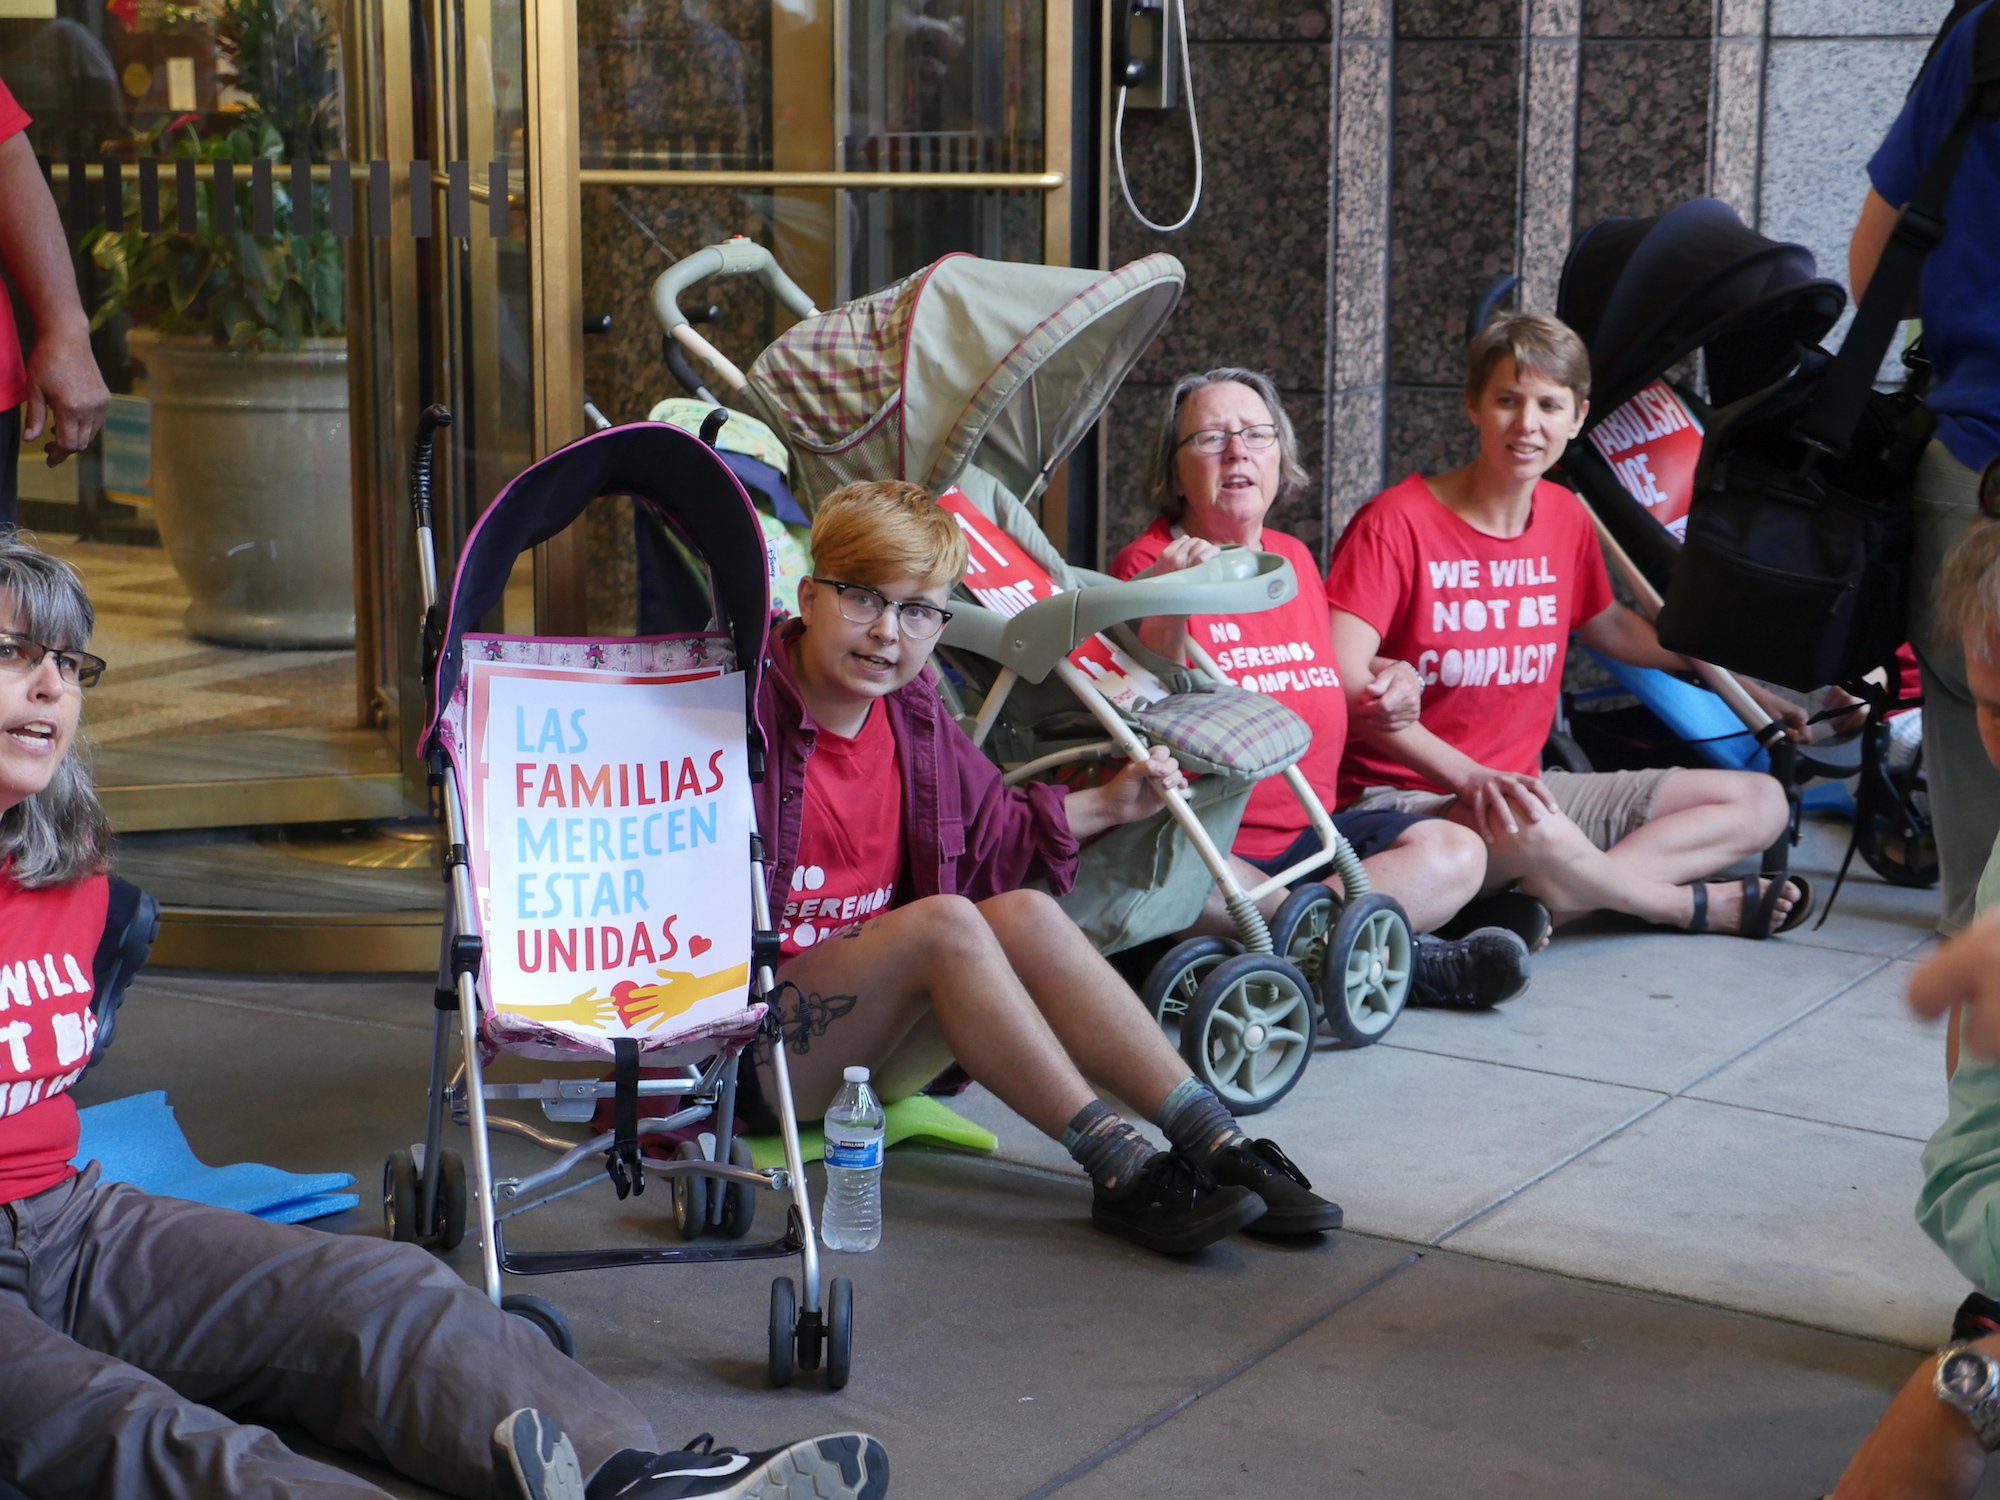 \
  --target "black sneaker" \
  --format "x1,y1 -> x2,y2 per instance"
587,1433 -> 889,1499
1409,928 -> 1531,1009
495,1410 -> 587,1500
1207,1138 -> 1343,1234
1953,1291 -> 2000,1343
1091,1151 -> 1266,1254
1435,891 -> 1552,952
